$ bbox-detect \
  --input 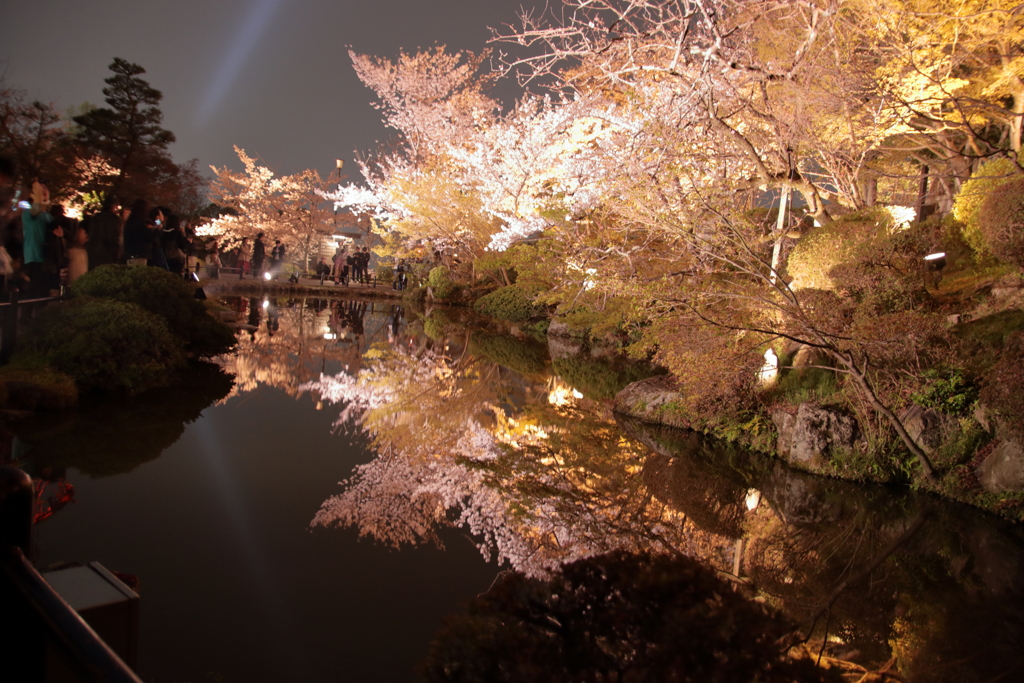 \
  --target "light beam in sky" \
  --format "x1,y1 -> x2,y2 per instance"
196,0 -> 287,125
